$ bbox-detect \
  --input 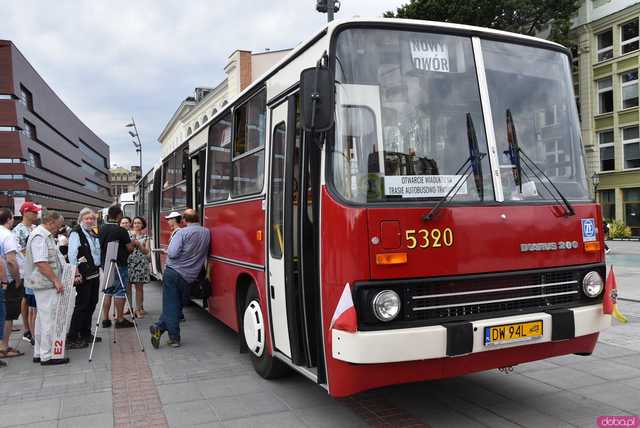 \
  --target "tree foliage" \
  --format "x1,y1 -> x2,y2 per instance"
384,0 -> 581,47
